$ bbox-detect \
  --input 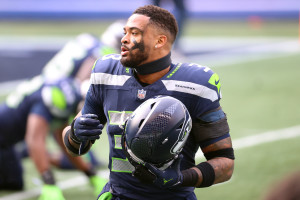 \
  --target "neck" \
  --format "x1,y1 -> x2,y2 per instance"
134,52 -> 171,75
136,65 -> 171,85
